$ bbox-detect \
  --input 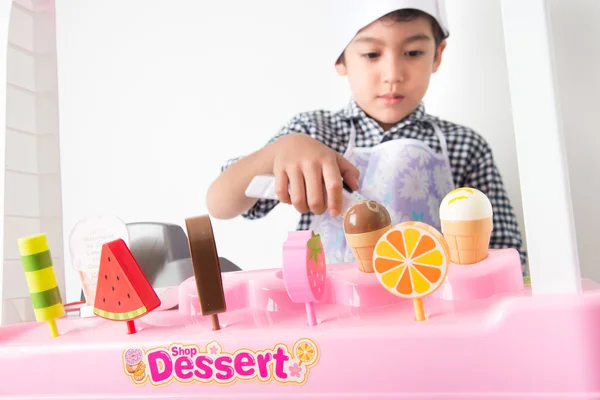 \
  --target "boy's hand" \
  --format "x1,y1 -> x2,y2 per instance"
271,133 -> 360,217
